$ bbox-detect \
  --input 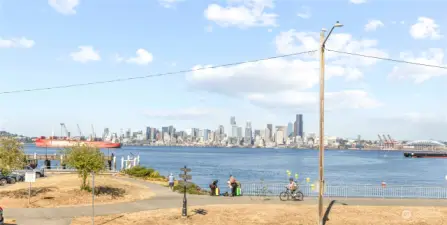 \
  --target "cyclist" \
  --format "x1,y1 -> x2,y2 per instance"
287,177 -> 297,197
